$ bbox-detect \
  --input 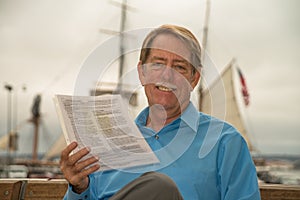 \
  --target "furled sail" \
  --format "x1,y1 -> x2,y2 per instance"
200,59 -> 253,151
43,134 -> 66,160
0,134 -> 8,150
0,131 -> 18,151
